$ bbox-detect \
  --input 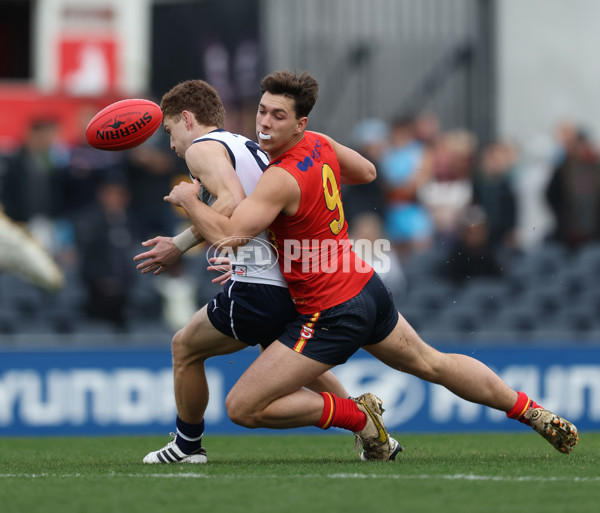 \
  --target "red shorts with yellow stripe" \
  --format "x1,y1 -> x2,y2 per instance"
278,272 -> 399,365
